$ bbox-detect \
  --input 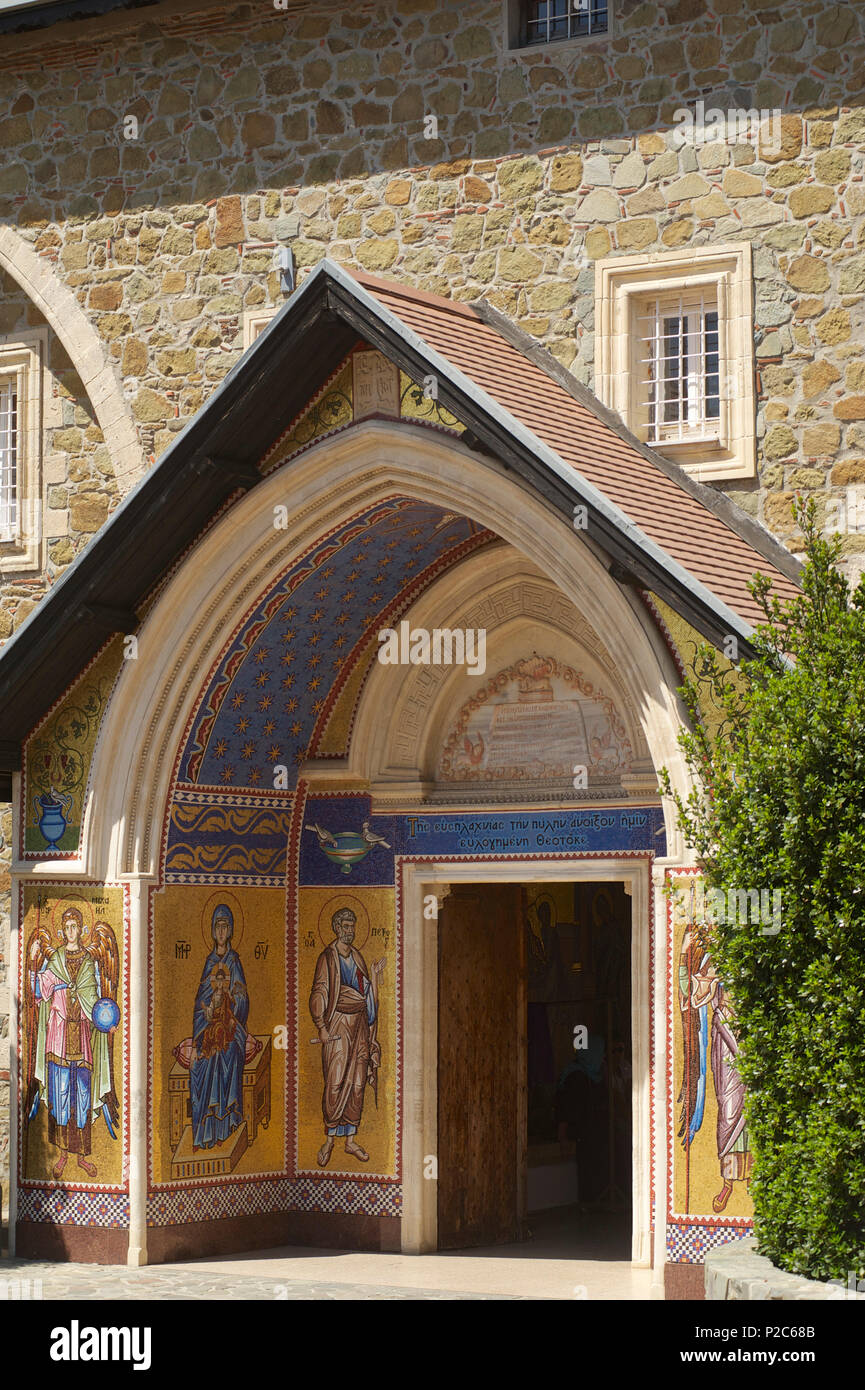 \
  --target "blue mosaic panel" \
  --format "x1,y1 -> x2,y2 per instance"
300,797 -> 666,887
180,499 -> 487,790
300,795 -> 397,887
400,806 -> 666,857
